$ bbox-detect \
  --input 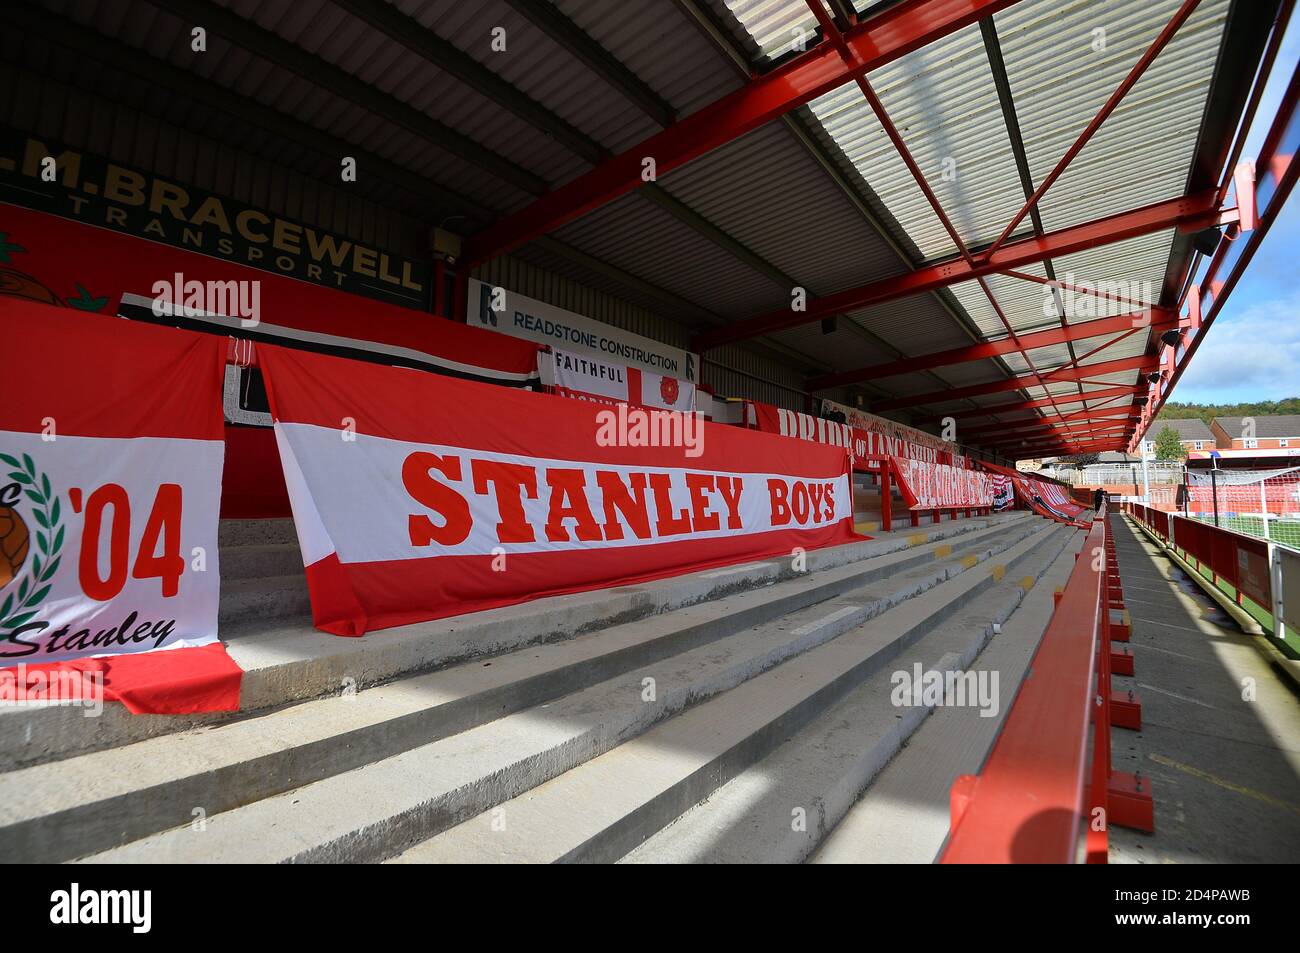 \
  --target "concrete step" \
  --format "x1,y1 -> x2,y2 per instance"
218,518 -> 297,548
69,517 -> 1047,863
0,512 -> 1030,771
0,518 -> 1035,861
812,529 -> 1084,863
622,525 -> 1080,863
218,542 -> 303,581
388,522 -> 1071,864
216,572 -> 312,626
